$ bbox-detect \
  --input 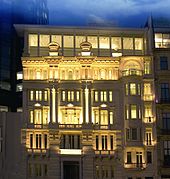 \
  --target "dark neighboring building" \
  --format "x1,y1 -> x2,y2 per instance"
0,0 -> 49,112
